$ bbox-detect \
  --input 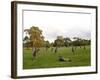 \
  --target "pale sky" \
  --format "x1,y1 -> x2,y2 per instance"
23,10 -> 91,43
